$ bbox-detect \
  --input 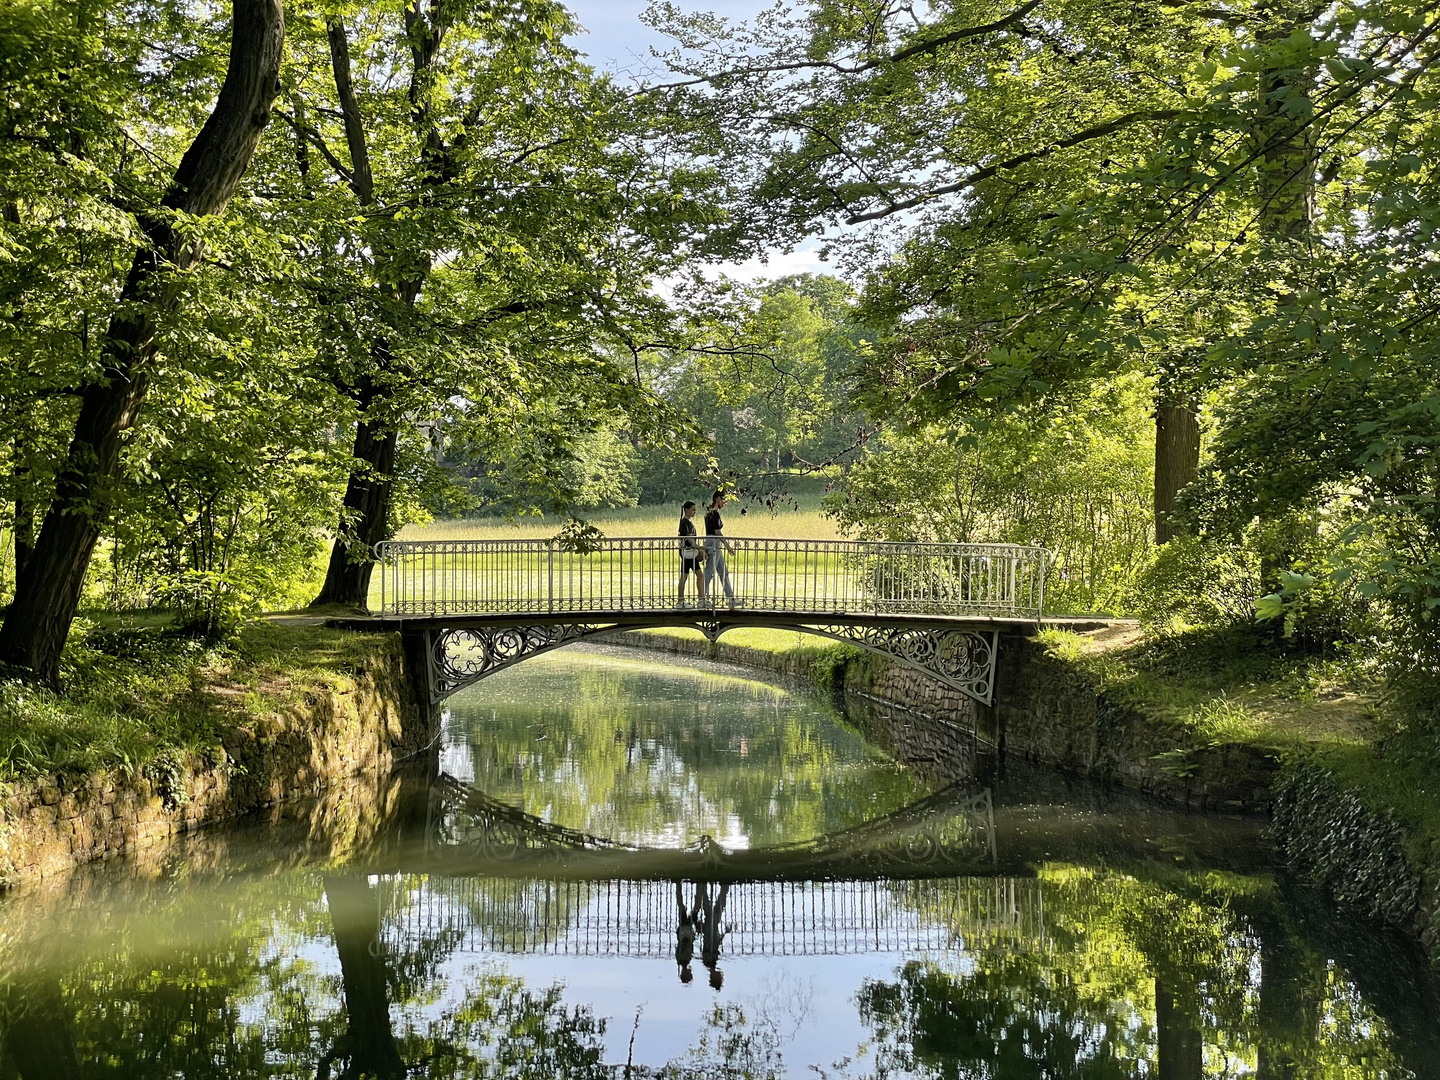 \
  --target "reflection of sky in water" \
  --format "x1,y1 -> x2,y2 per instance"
368,874 -> 1039,1072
